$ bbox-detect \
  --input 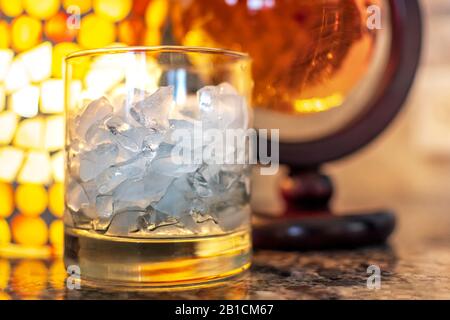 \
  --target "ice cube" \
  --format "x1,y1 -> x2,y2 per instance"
96,195 -> 113,218
105,210 -> 146,236
217,205 -> 250,232
67,180 -> 89,212
79,143 -> 118,182
95,156 -> 147,195
130,86 -> 174,130
197,82 -> 248,131
152,175 -> 194,217
151,143 -> 200,177
113,171 -> 174,212
75,97 -> 113,140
